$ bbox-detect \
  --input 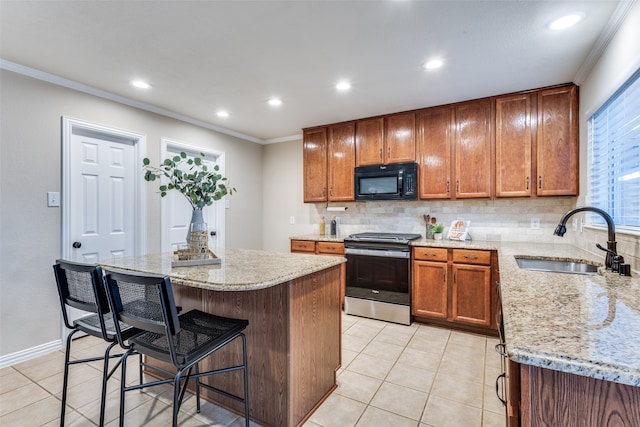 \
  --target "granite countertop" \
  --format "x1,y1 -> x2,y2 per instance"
290,234 -> 347,243
291,233 -> 640,386
100,248 -> 345,292
493,242 -> 640,387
